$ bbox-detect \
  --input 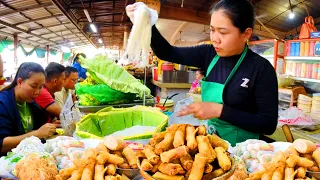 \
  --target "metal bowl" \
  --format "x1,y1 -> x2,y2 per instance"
117,168 -> 141,179
307,170 -> 320,179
